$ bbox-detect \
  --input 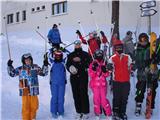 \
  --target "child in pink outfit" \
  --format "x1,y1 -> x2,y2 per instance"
89,50 -> 112,119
